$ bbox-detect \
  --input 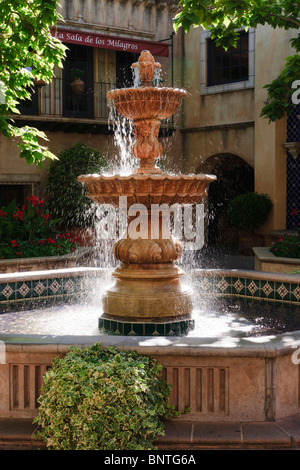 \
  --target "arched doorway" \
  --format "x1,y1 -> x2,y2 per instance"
198,153 -> 254,246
